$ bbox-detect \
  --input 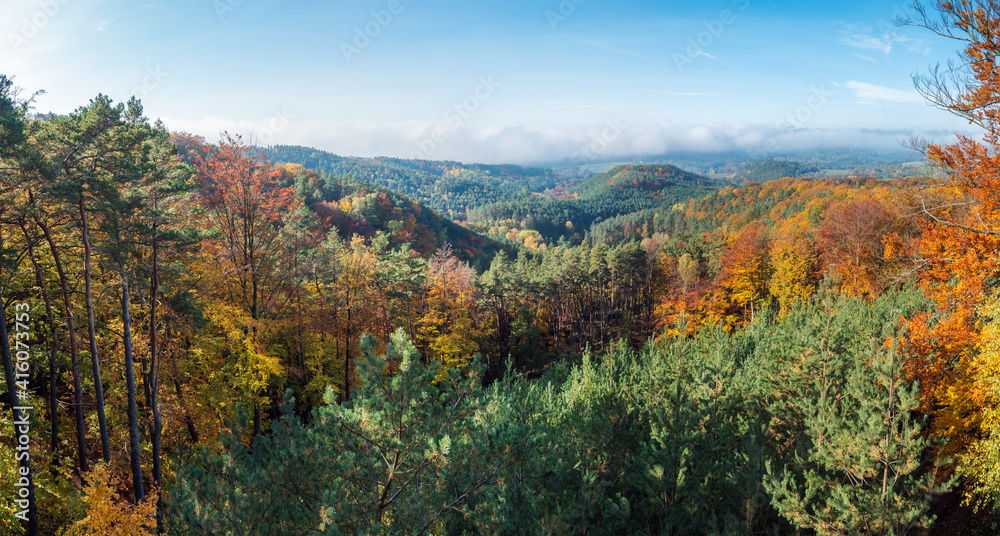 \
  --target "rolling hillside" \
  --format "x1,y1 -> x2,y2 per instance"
466,164 -> 727,247
260,145 -> 560,219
